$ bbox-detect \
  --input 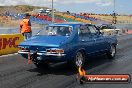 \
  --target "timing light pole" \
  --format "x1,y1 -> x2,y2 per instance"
112,0 -> 117,24
52,0 -> 55,23
114,0 -> 115,13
